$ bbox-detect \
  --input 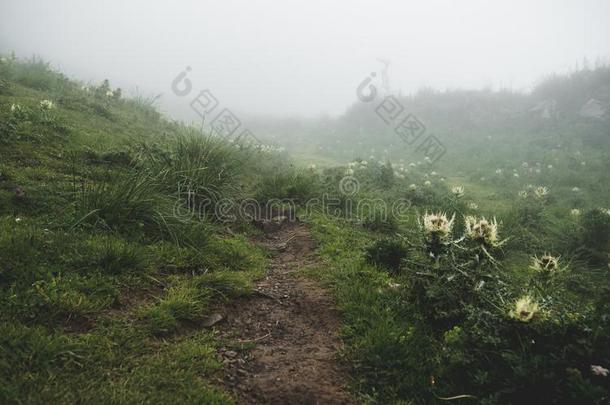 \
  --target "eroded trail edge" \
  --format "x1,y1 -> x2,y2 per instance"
216,220 -> 354,404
